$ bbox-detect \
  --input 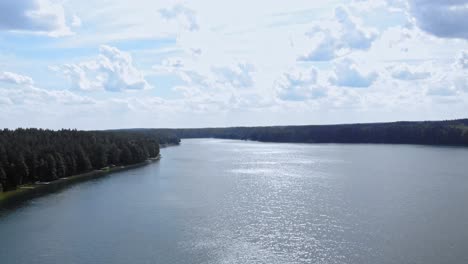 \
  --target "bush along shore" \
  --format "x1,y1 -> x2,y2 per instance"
0,156 -> 160,209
